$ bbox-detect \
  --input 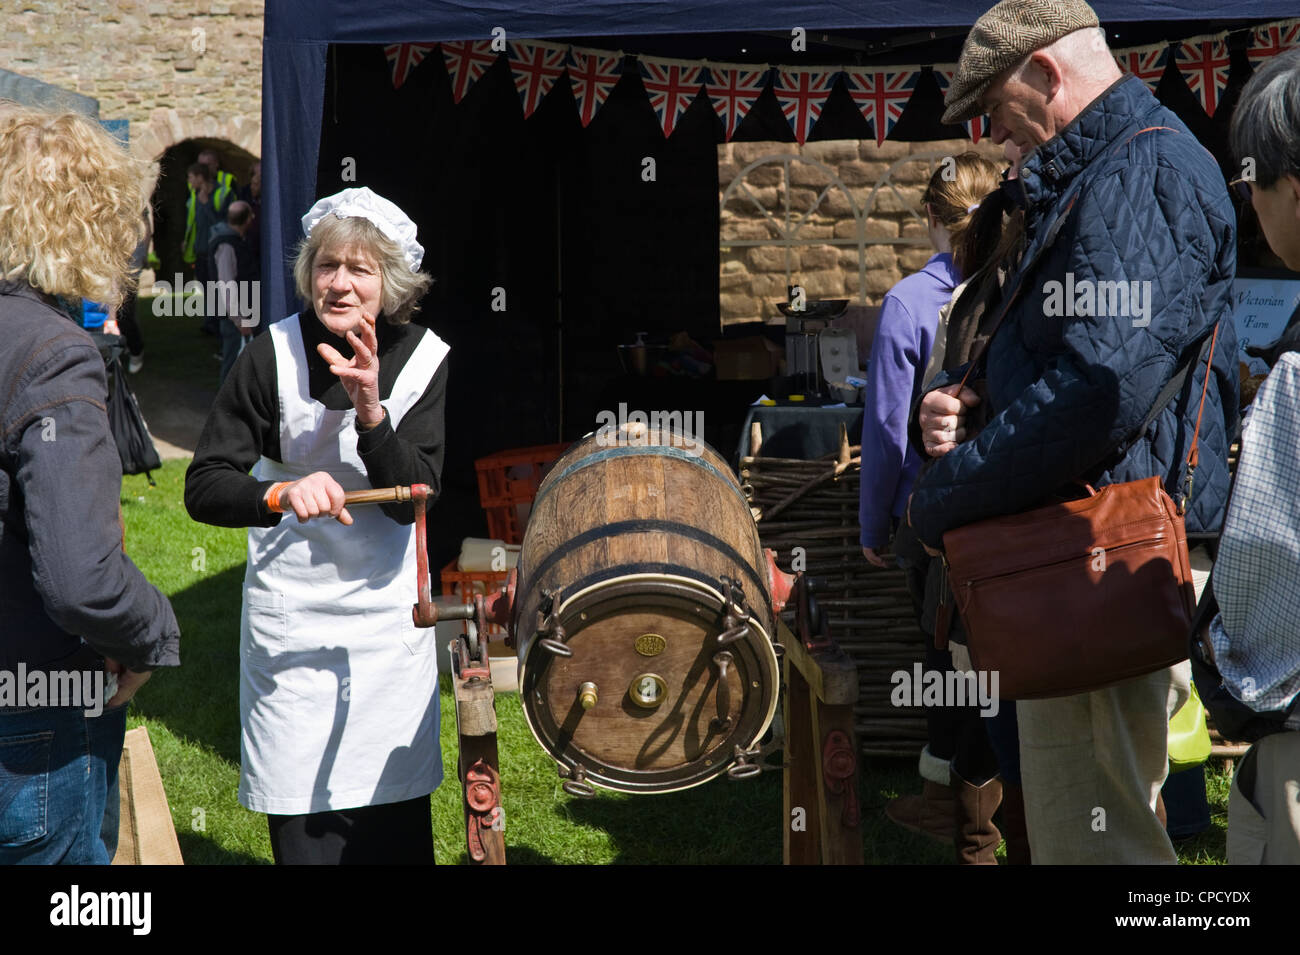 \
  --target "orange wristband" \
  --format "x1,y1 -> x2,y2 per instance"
264,481 -> 293,513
